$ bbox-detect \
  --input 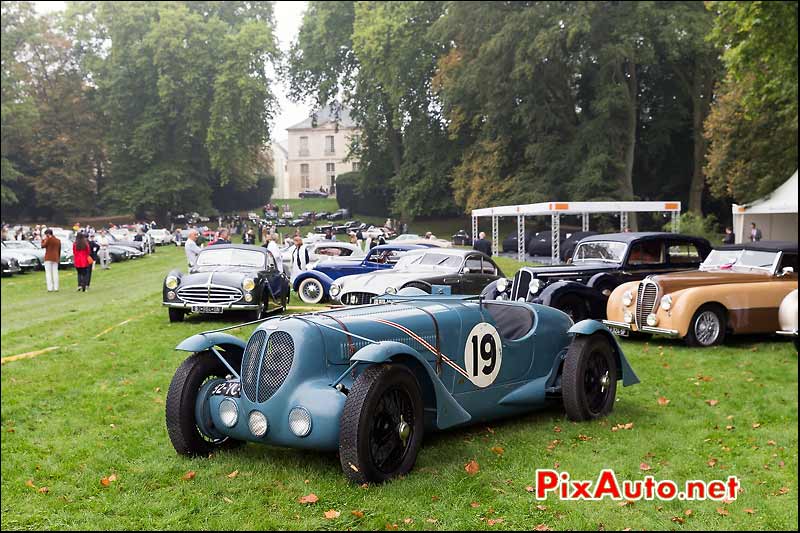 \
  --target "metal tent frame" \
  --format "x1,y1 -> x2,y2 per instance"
471,201 -> 682,263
